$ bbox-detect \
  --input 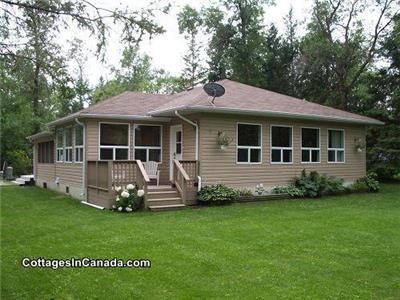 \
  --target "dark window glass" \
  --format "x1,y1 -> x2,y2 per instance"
302,128 -> 319,148
337,150 -> 344,162
65,127 -> 73,147
116,148 -> 128,160
250,149 -> 261,163
272,126 -> 291,147
238,124 -> 260,146
271,149 -> 281,162
328,130 -> 344,148
100,148 -> 113,160
328,150 -> 335,162
237,148 -> 248,162
149,149 -> 161,162
100,124 -> 129,146
302,150 -> 309,162
135,125 -> 161,146
176,131 -> 182,142
311,150 -> 320,162
75,125 -> 83,146
176,143 -> 182,154
283,150 -> 292,162
135,149 -> 147,161
56,130 -> 63,147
